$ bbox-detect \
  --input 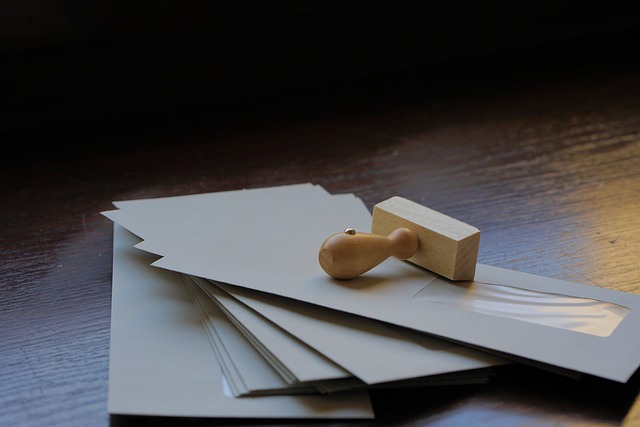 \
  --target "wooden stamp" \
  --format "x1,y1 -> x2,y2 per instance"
319,196 -> 480,281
